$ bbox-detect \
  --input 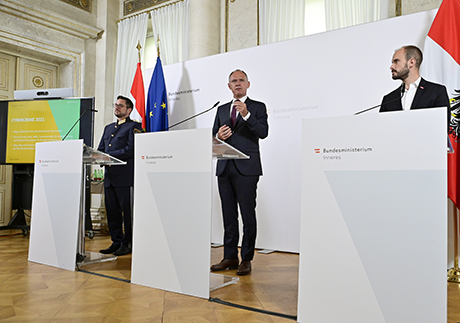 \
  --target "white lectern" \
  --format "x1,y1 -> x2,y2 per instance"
29,140 -> 126,271
132,128 -> 248,299
29,140 -> 84,271
298,109 -> 447,322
